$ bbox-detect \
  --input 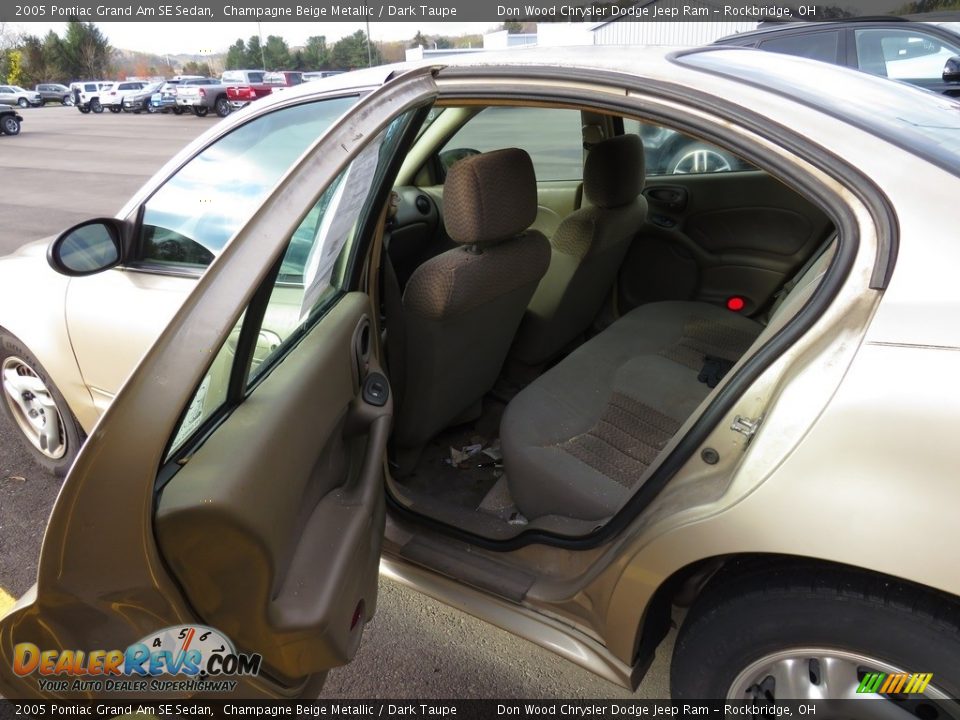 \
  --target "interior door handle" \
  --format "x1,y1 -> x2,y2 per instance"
644,186 -> 688,211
